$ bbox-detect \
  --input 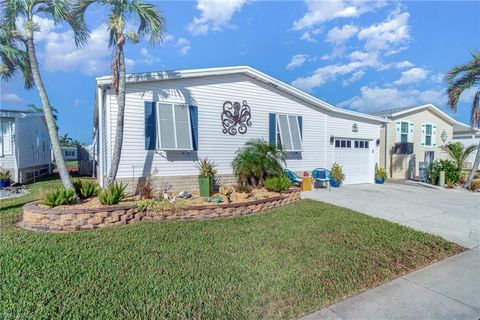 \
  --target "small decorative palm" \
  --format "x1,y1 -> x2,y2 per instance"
441,142 -> 478,170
